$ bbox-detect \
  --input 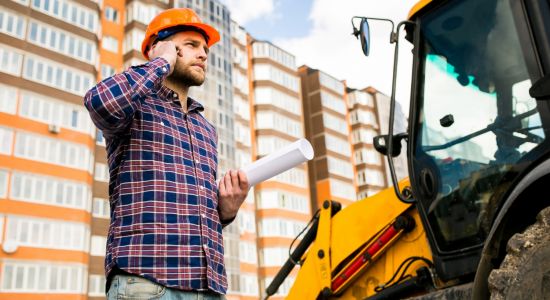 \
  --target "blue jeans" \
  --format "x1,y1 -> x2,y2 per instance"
107,274 -> 224,300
